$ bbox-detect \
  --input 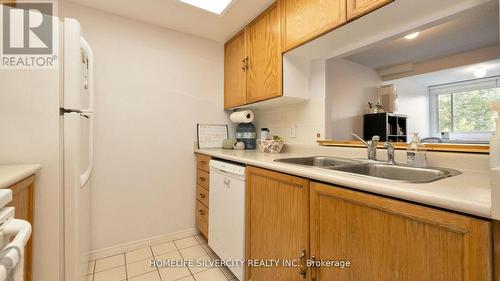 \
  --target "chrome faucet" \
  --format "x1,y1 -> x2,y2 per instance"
352,133 -> 380,161
384,142 -> 396,165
